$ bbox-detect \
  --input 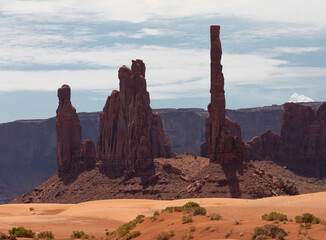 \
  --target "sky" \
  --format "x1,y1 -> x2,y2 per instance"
0,0 -> 326,123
